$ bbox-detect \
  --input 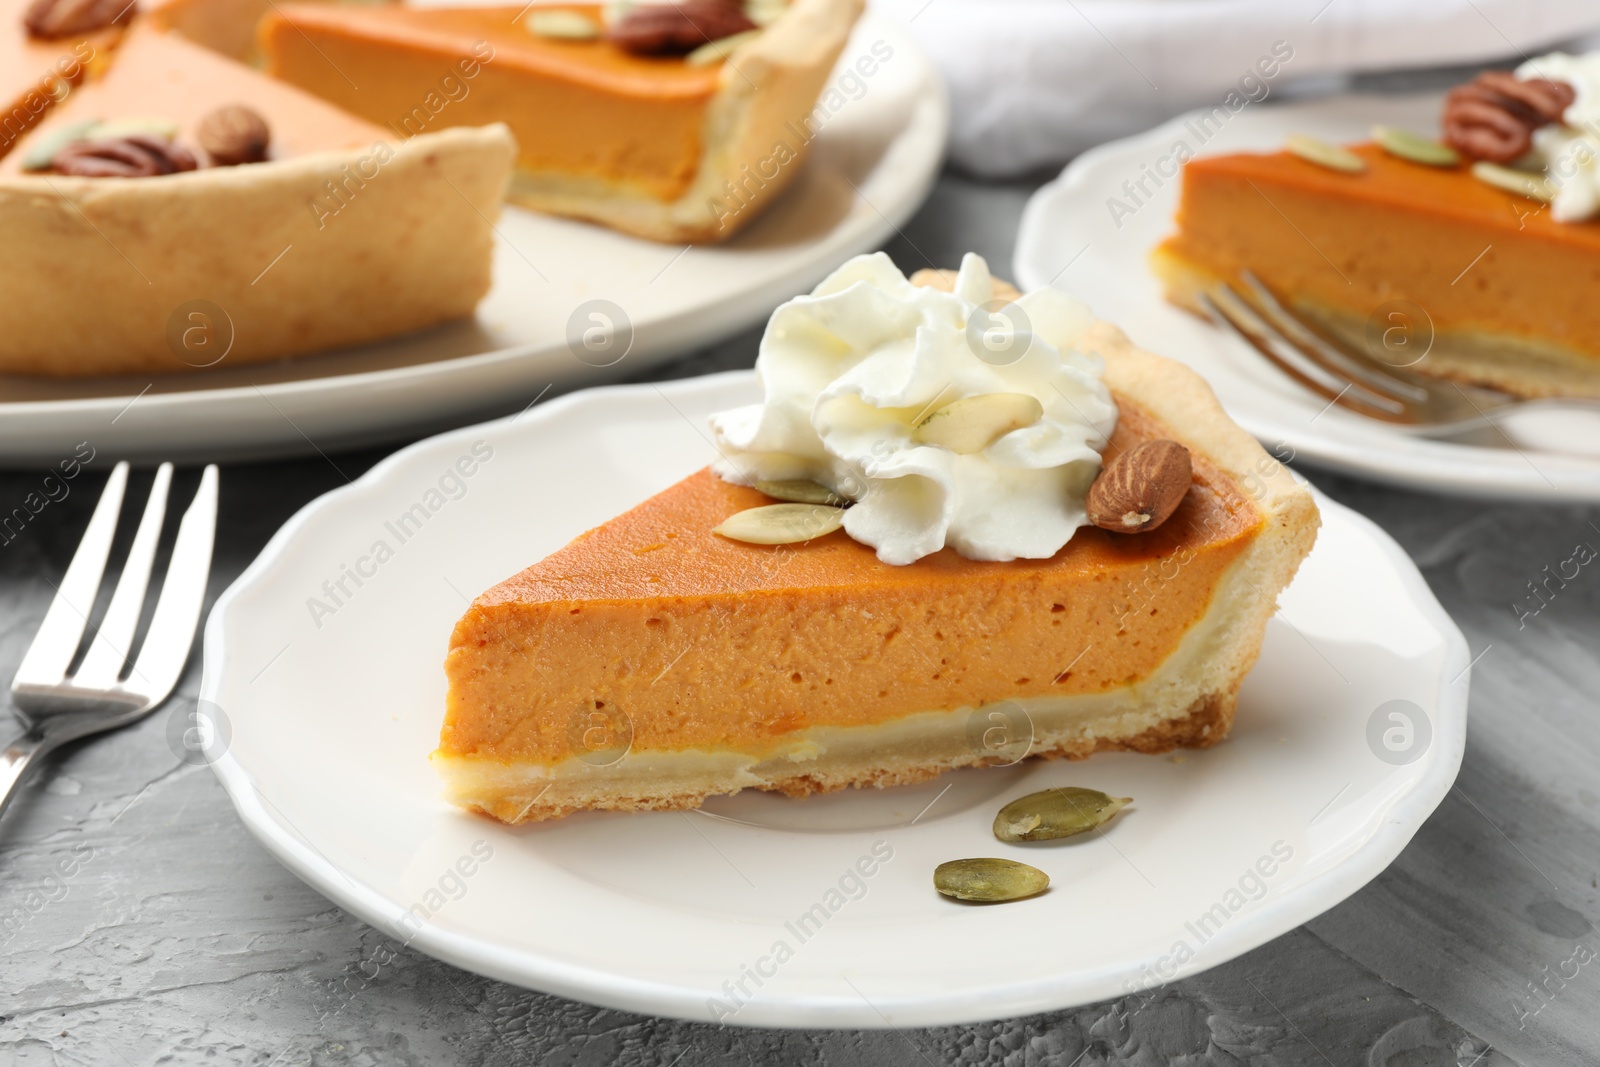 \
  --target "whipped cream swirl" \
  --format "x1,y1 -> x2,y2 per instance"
1519,52 -> 1600,222
709,252 -> 1117,566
